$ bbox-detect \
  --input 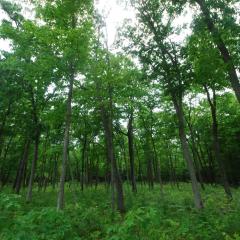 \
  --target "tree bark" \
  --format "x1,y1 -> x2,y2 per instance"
81,135 -> 87,191
26,131 -> 40,202
144,134 -> 154,190
57,68 -> 74,210
204,85 -> 232,198
151,134 -> 164,194
14,139 -> 30,194
0,101 -> 12,157
172,94 -> 203,209
101,107 -> 125,213
195,0 -> 240,103
0,136 -> 13,187
127,113 -> 137,193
